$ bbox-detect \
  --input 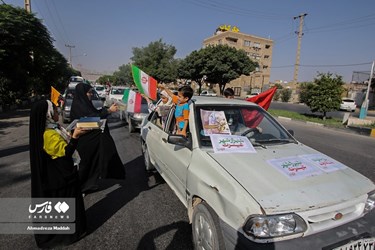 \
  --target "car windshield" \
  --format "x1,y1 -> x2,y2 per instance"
64,88 -> 100,100
196,105 -> 295,147
95,86 -> 105,91
111,88 -> 125,95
